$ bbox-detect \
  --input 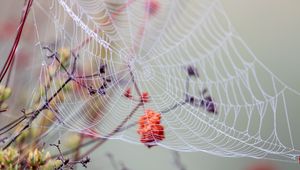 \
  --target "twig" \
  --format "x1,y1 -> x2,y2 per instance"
120,162 -> 130,170
0,109 -> 7,113
0,116 -> 27,136
0,136 -> 8,143
50,140 -> 90,169
0,115 -> 26,132
106,153 -> 119,170
42,47 -> 71,76
161,101 -> 187,114
172,151 -> 186,170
